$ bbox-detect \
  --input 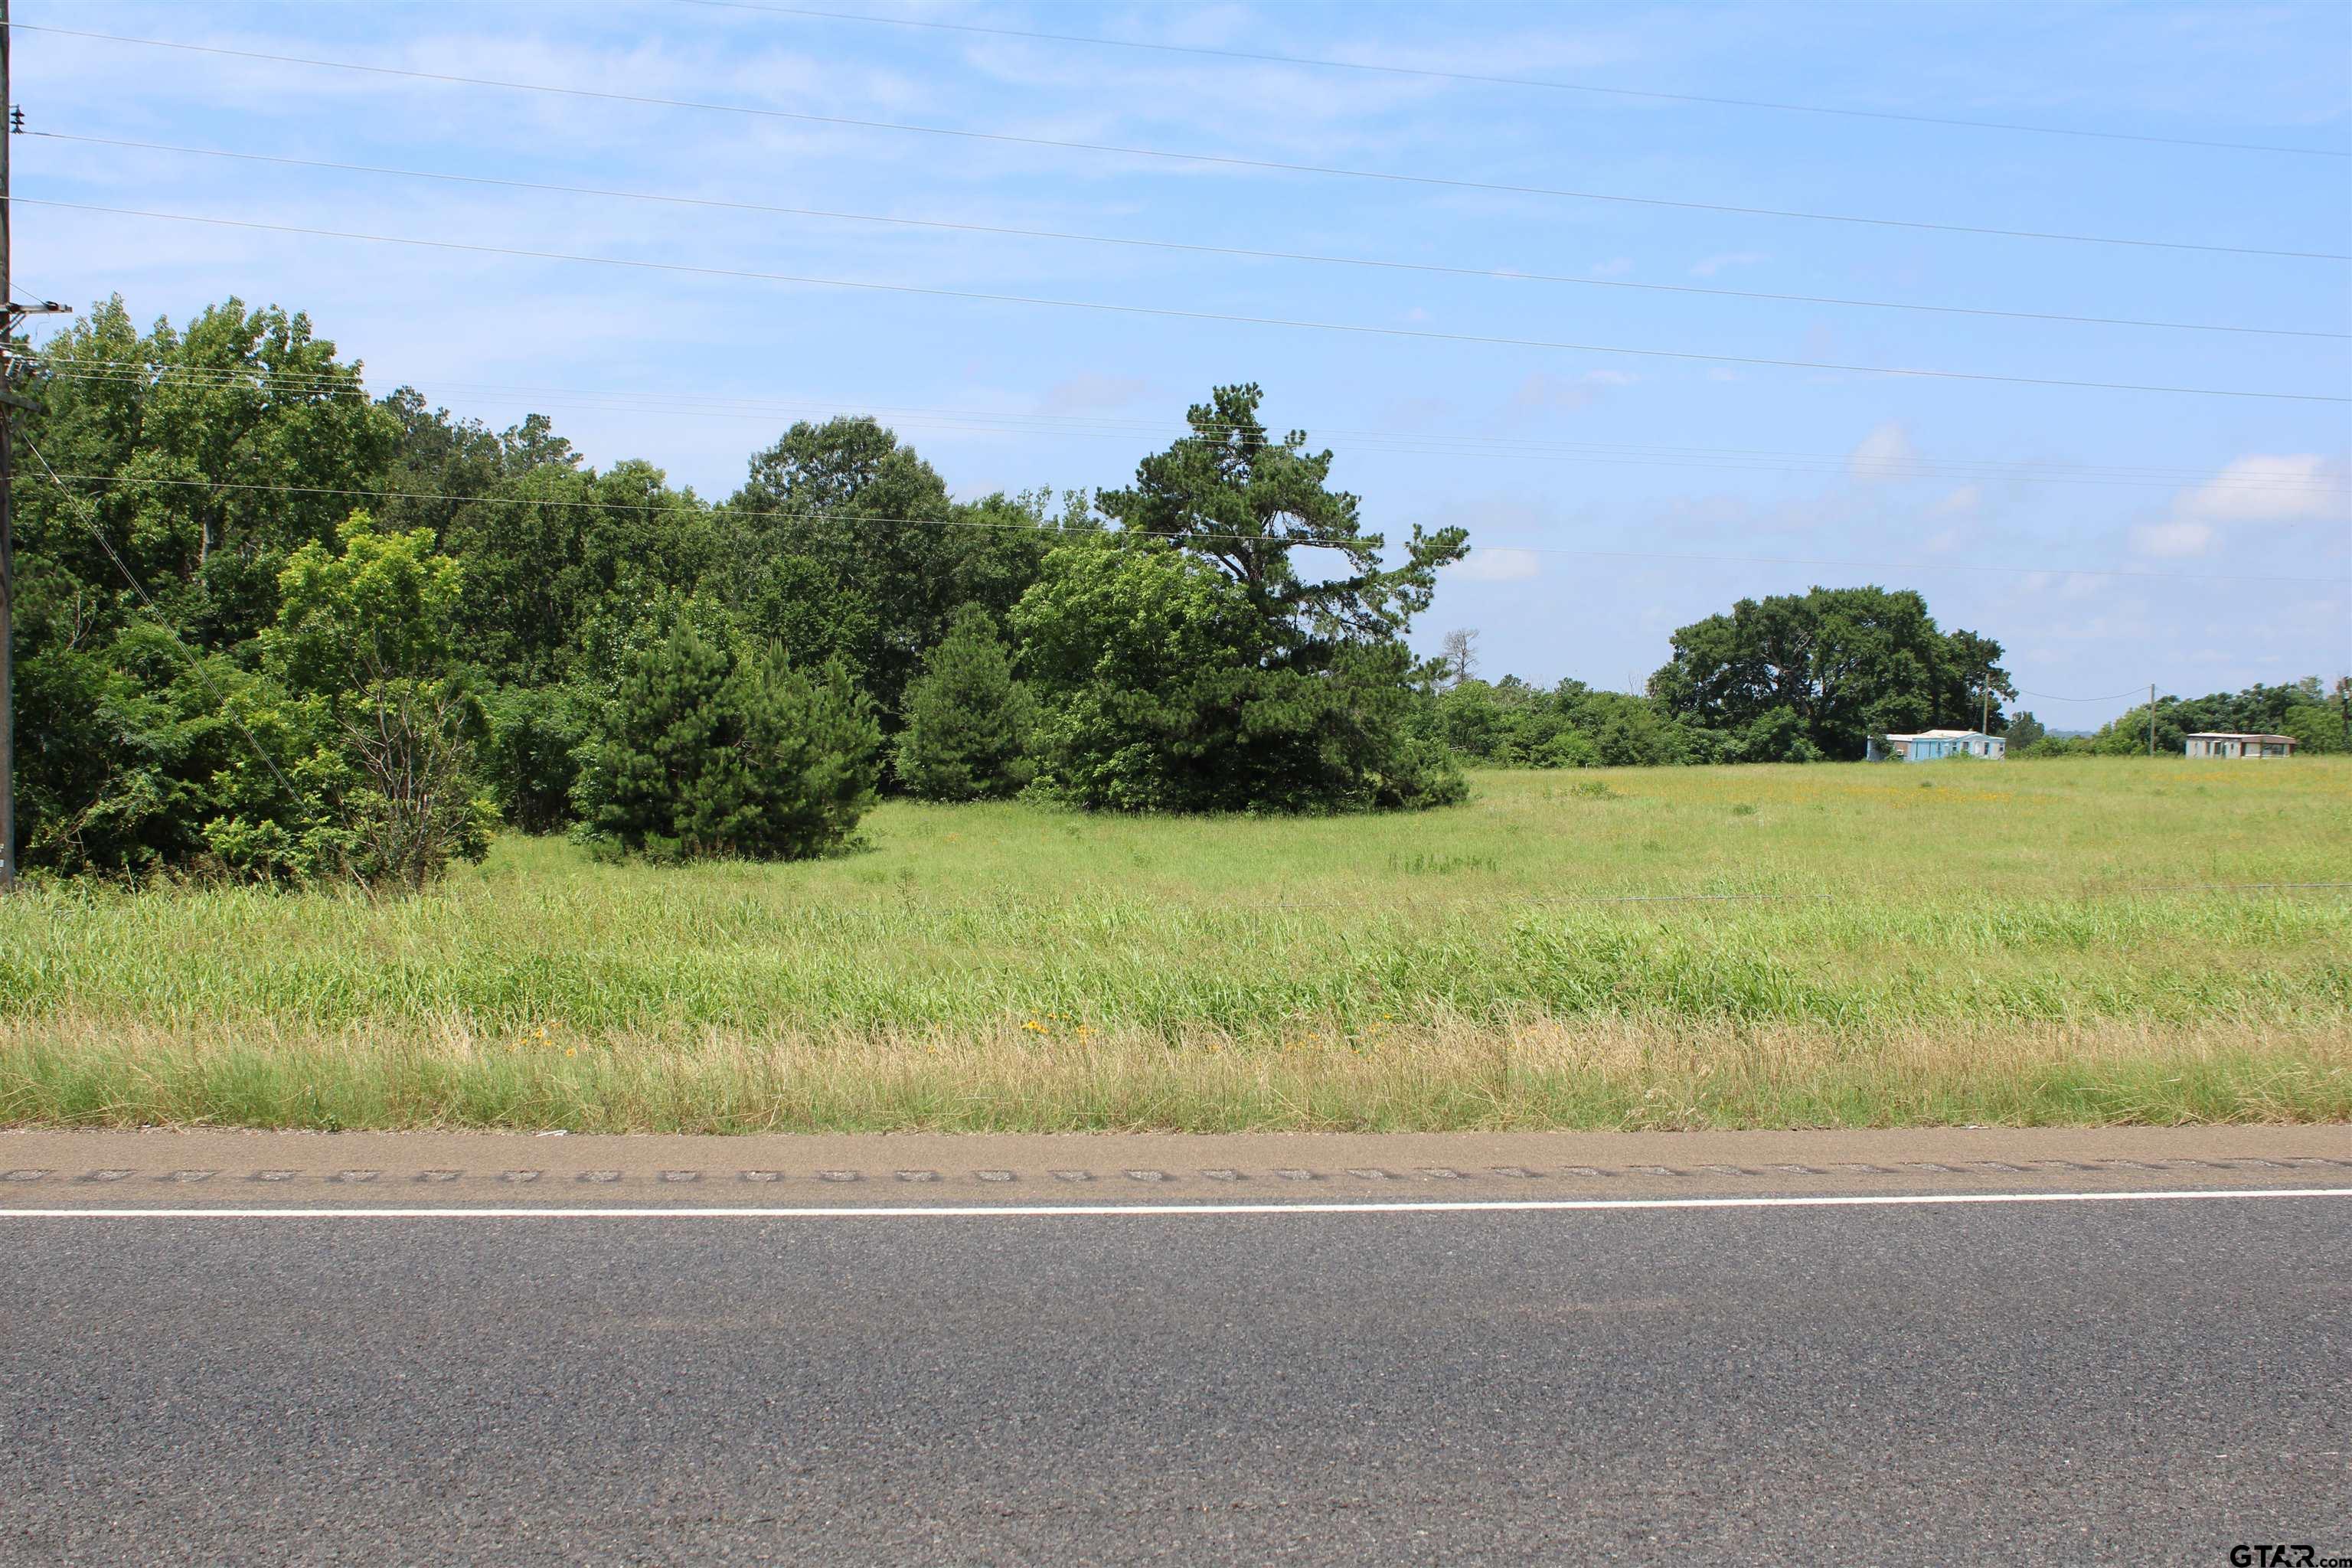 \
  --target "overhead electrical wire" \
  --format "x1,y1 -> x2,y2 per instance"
26,200 -> 2347,405
25,355 -> 2349,498
31,132 -> 2342,341
678,0 -> 2350,162
2015,685 -> 2166,703
18,23 -> 2347,262
38,470 -> 2320,586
